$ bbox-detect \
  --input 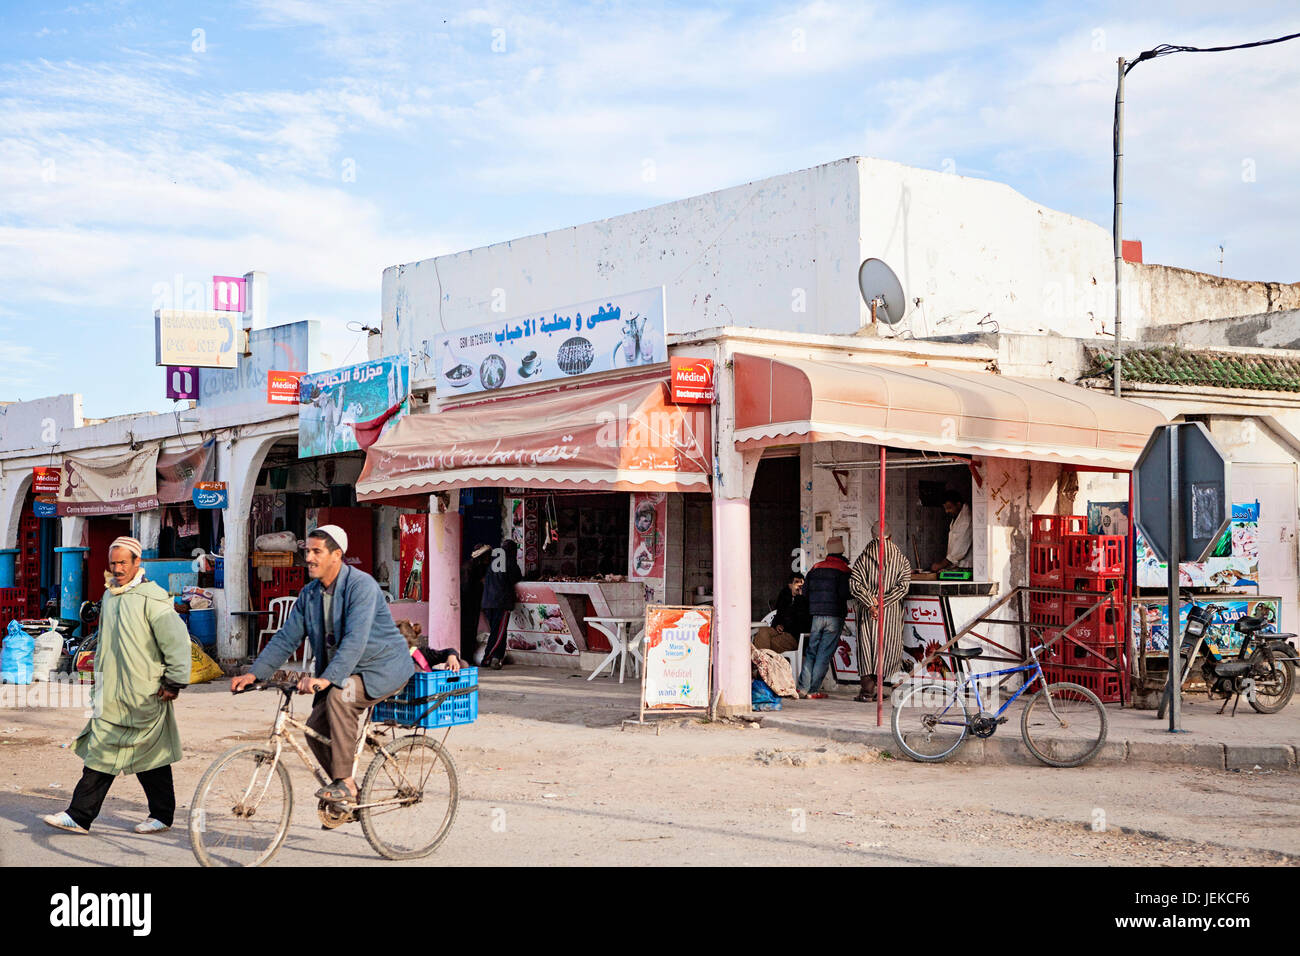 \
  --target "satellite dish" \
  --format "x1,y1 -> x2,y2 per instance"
857,258 -> 906,325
